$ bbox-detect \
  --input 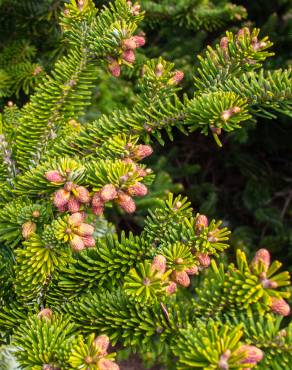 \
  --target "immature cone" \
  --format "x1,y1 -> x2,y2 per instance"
67,197 -> 81,213
82,236 -> 96,248
98,358 -> 120,370
221,109 -> 233,121
53,189 -> 70,207
220,36 -> 229,50
108,60 -> 121,77
100,184 -> 117,202
45,170 -> 64,183
270,297 -> 291,316
132,35 -> 146,47
117,192 -> 136,213
172,270 -> 190,287
127,182 -> 148,197
75,186 -> 90,203
237,27 -> 250,40
70,234 -> 85,251
218,349 -> 231,370
151,255 -> 167,274
238,345 -> 264,364
155,63 -> 164,77
22,221 -> 36,239
197,253 -> 211,268
195,214 -> 208,233
38,308 -> 53,321
168,70 -> 184,85
92,192 -> 104,207
93,205 -> 104,216
165,281 -> 177,295
123,37 -> 137,50
92,335 -> 110,356
185,265 -> 198,275
134,144 -> 153,160
122,50 -> 136,63
251,248 -> 270,272
76,223 -> 95,237
69,212 -> 85,226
